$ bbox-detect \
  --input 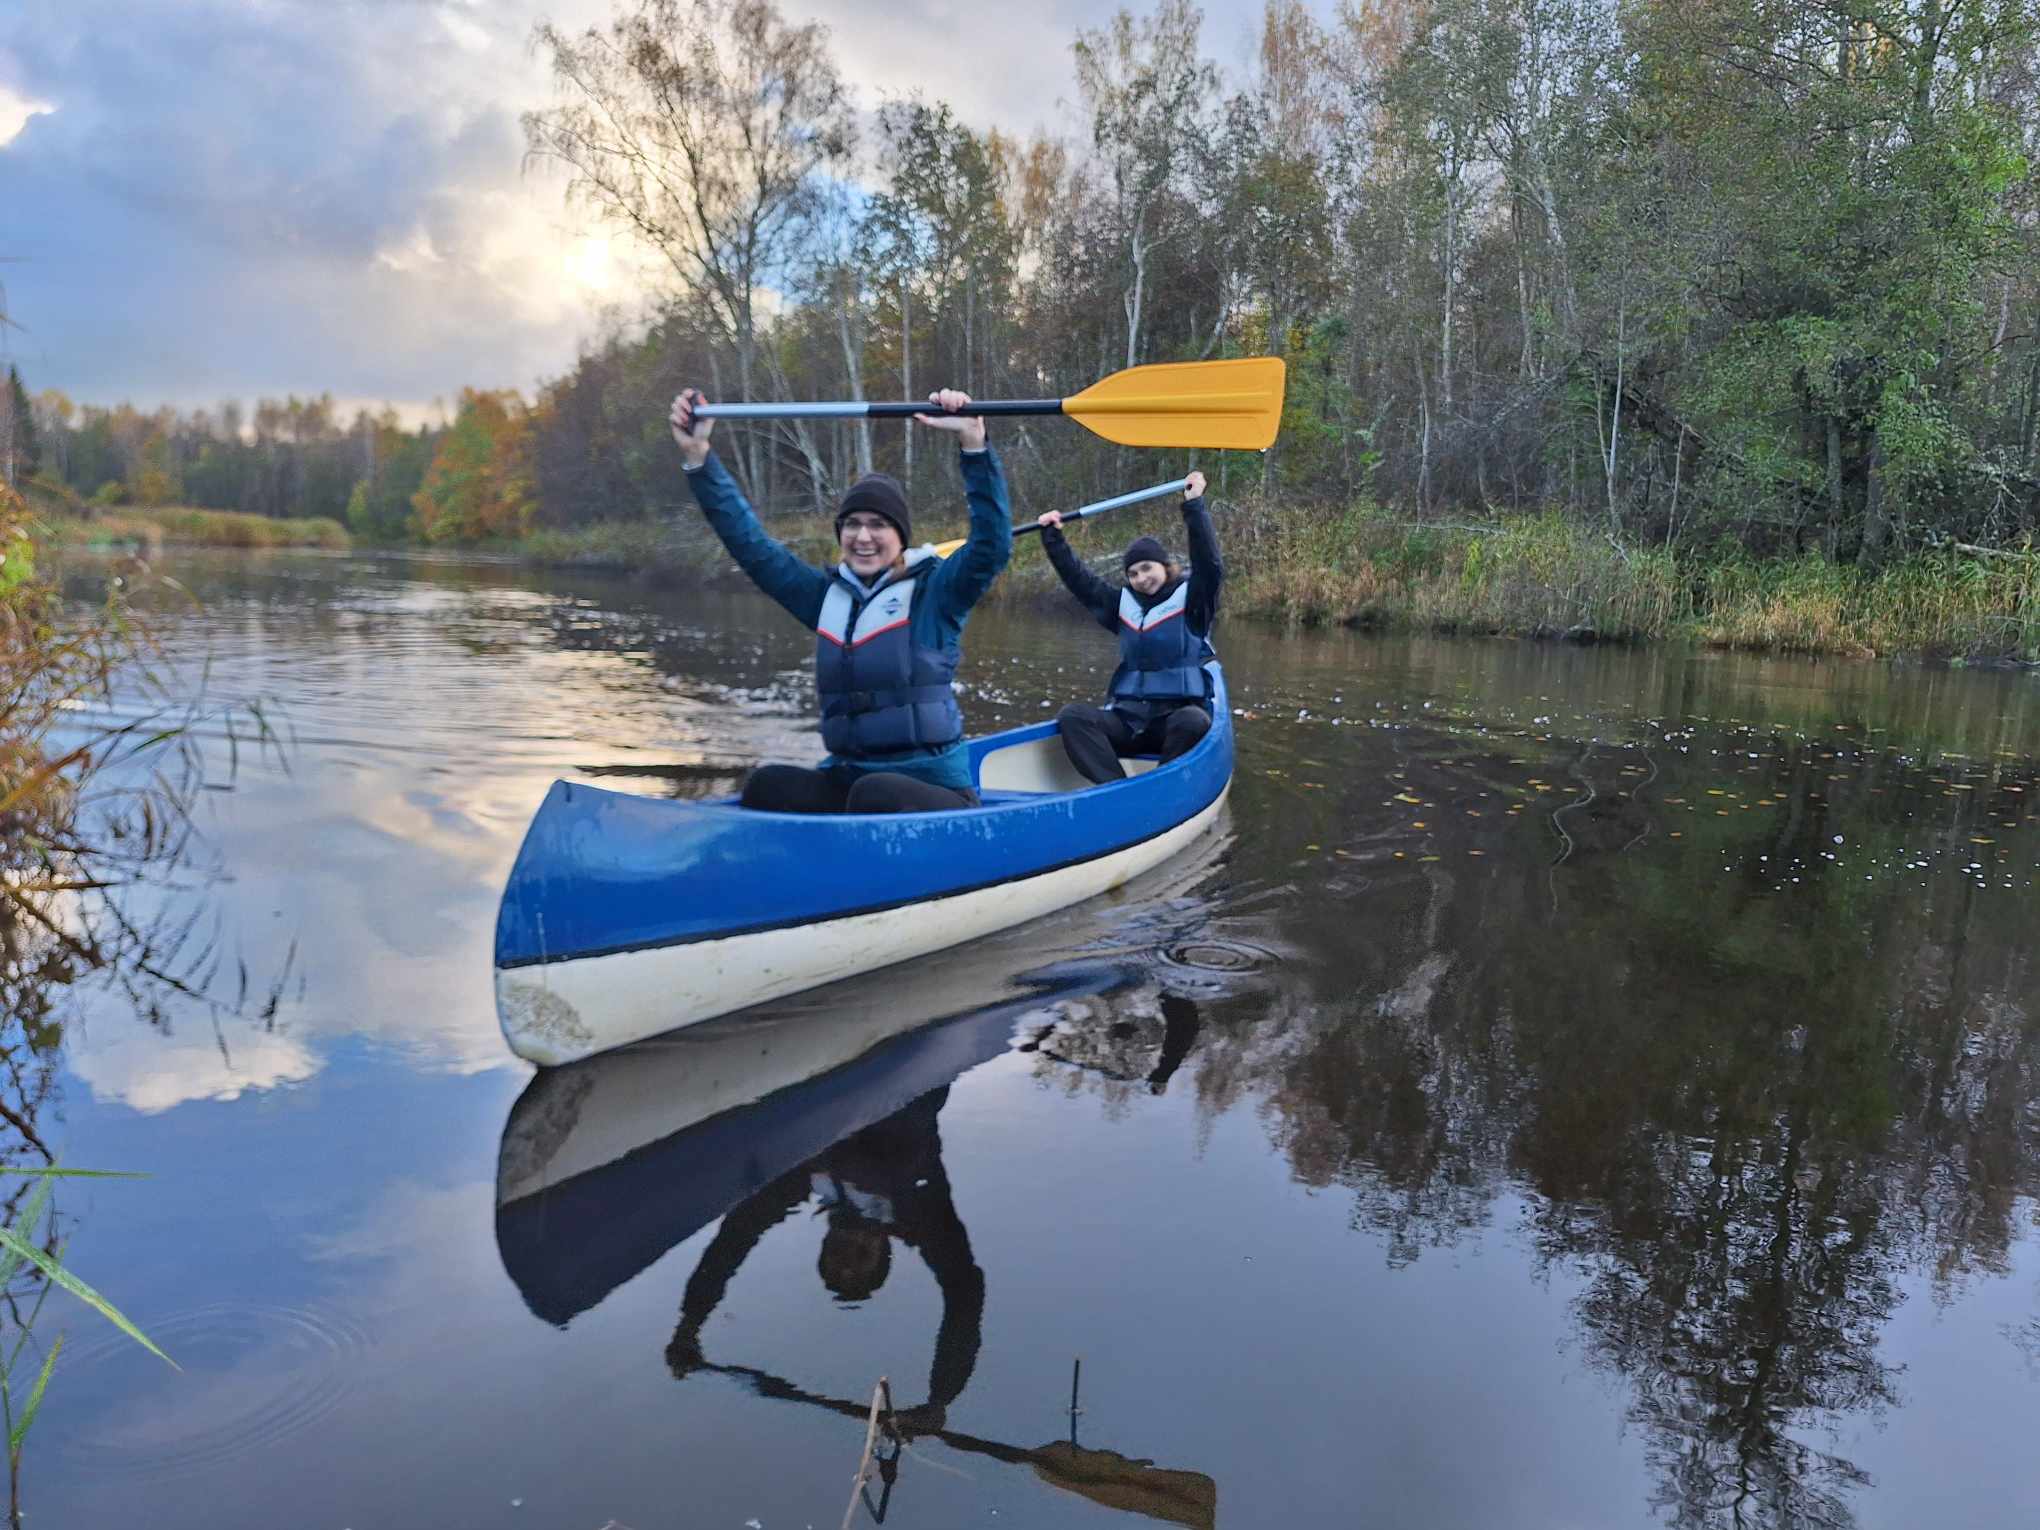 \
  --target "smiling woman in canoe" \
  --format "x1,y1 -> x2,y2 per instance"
669,387 -> 1012,814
